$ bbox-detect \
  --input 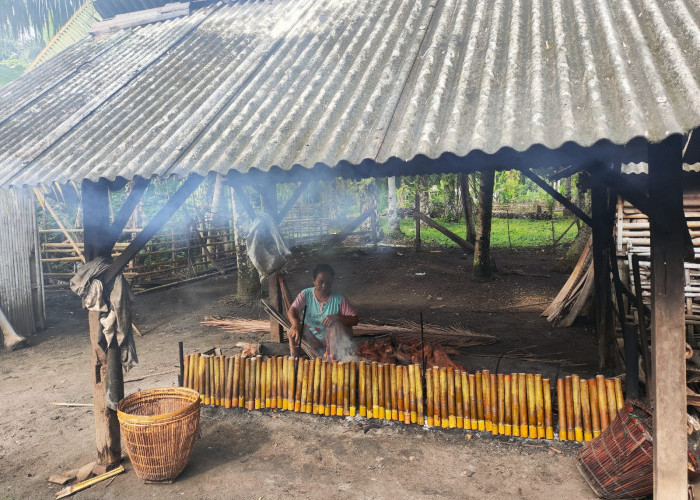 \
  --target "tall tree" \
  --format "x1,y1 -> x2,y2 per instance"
473,168 -> 495,278
0,0 -> 83,41
458,173 -> 476,244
